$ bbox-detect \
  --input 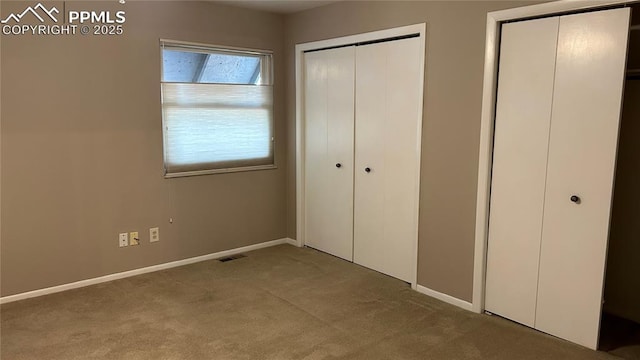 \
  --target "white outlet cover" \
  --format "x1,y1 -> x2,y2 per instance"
150,227 -> 159,242
119,233 -> 128,247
